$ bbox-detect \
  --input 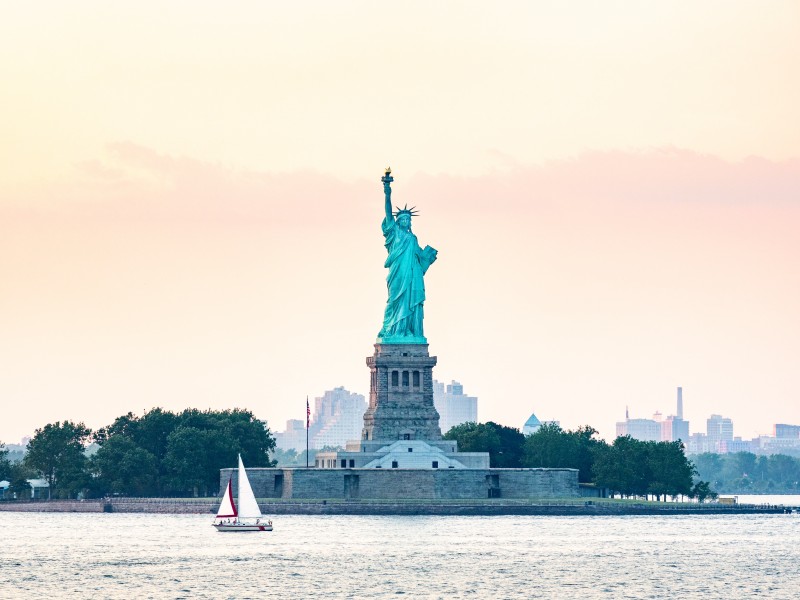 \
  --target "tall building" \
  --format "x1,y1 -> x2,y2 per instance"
706,414 -> 734,443
311,387 -> 367,449
661,416 -> 690,443
662,387 -> 689,442
522,413 -> 560,435
756,435 -> 800,454
522,413 -> 542,435
718,438 -> 754,453
685,432 -> 713,454
774,424 -> 800,439
274,419 -> 306,451
433,380 -> 478,434
617,418 -> 662,442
